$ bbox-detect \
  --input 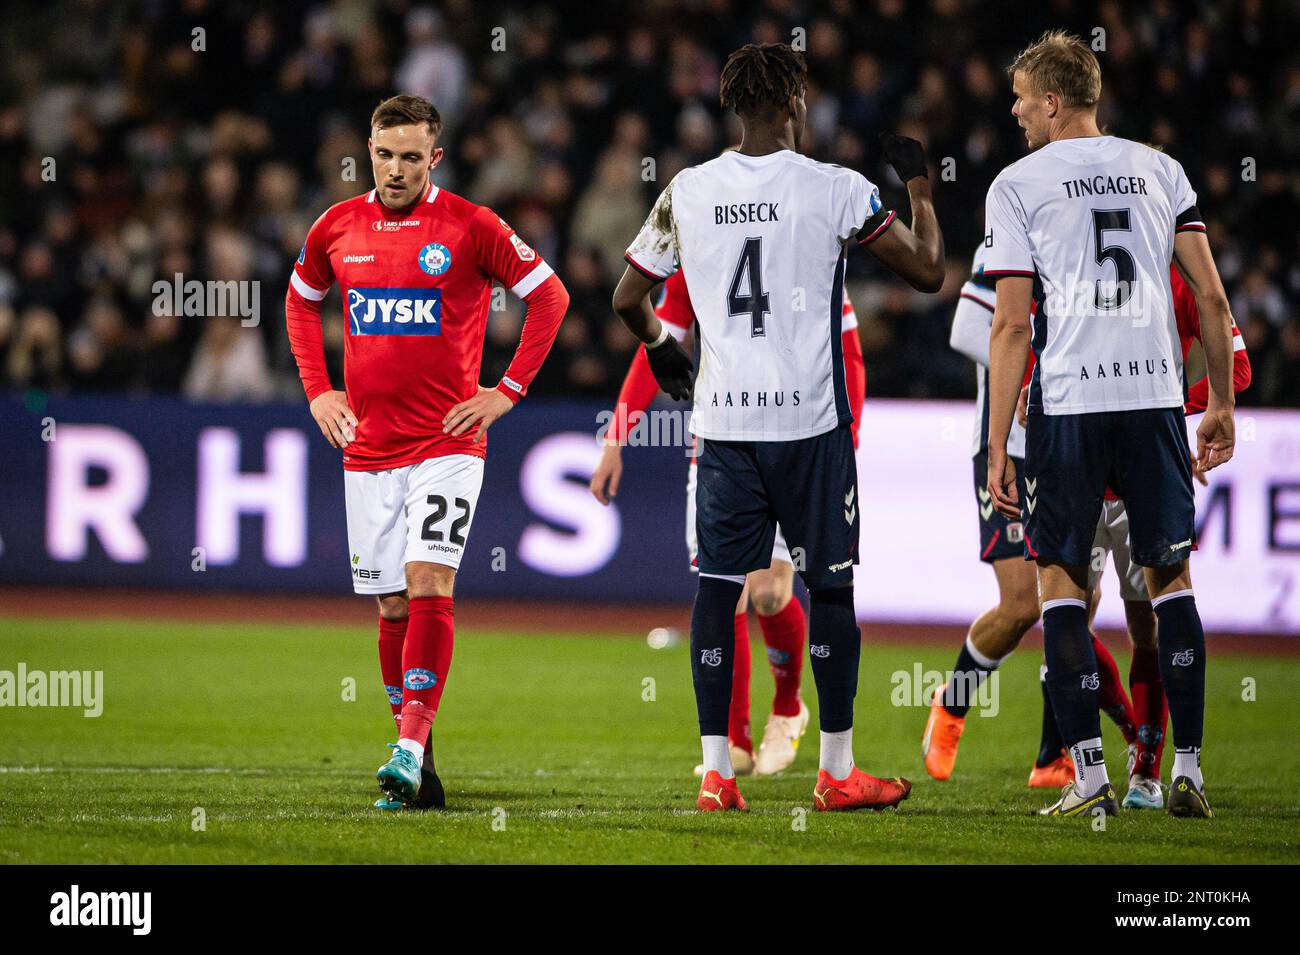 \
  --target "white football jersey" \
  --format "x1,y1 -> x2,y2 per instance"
949,241 -> 1027,458
983,136 -> 1204,415
626,150 -> 885,441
